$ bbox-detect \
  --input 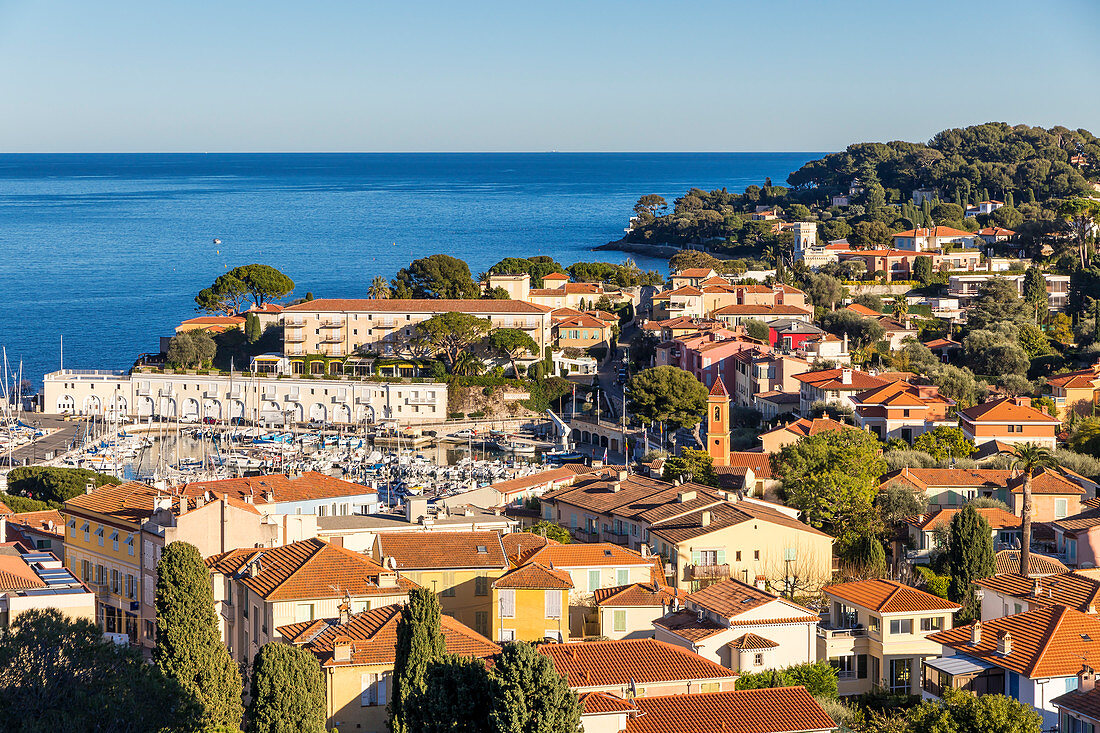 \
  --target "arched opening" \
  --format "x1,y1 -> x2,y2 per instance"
137,396 -> 154,417
229,400 -> 245,419
571,429 -> 581,442
182,398 -> 200,420
334,404 -> 351,423
600,435 -> 609,448
309,403 -> 327,422
203,399 -> 222,420
57,394 -> 75,413
83,395 -> 102,415
310,361 -> 325,375
328,361 -> 341,375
